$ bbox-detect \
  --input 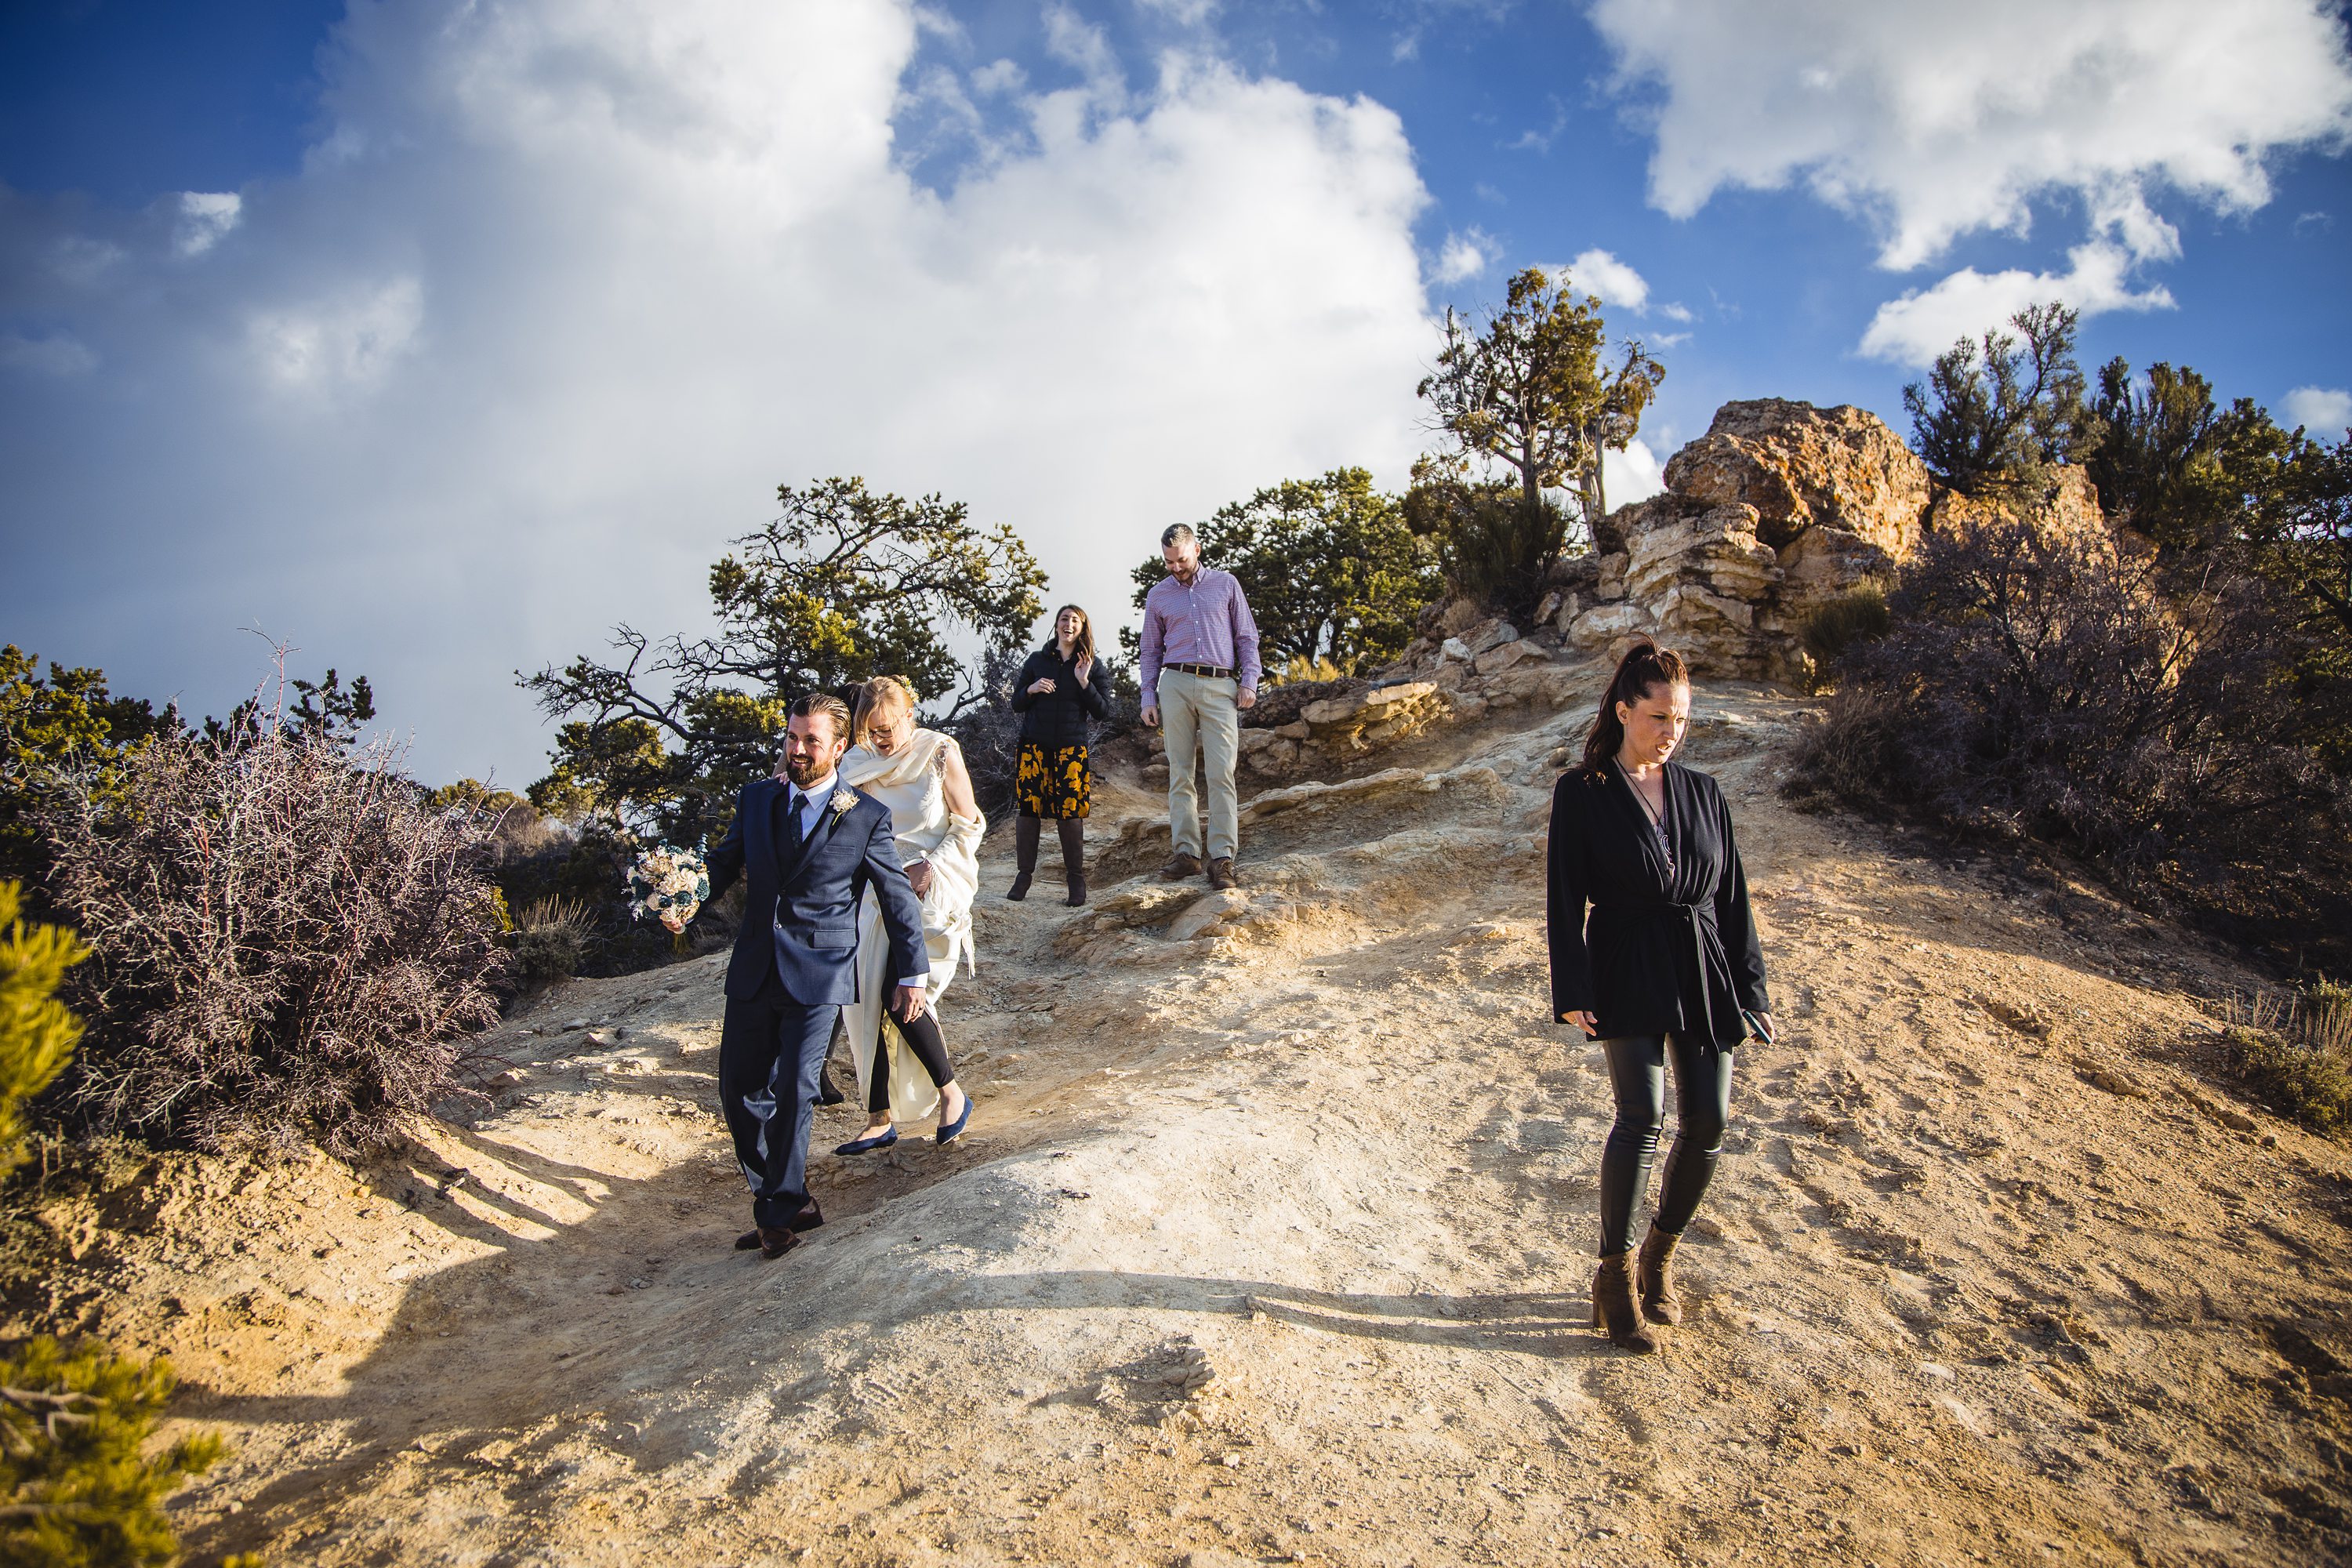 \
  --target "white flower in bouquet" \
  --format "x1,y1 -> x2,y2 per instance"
627,845 -> 711,935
